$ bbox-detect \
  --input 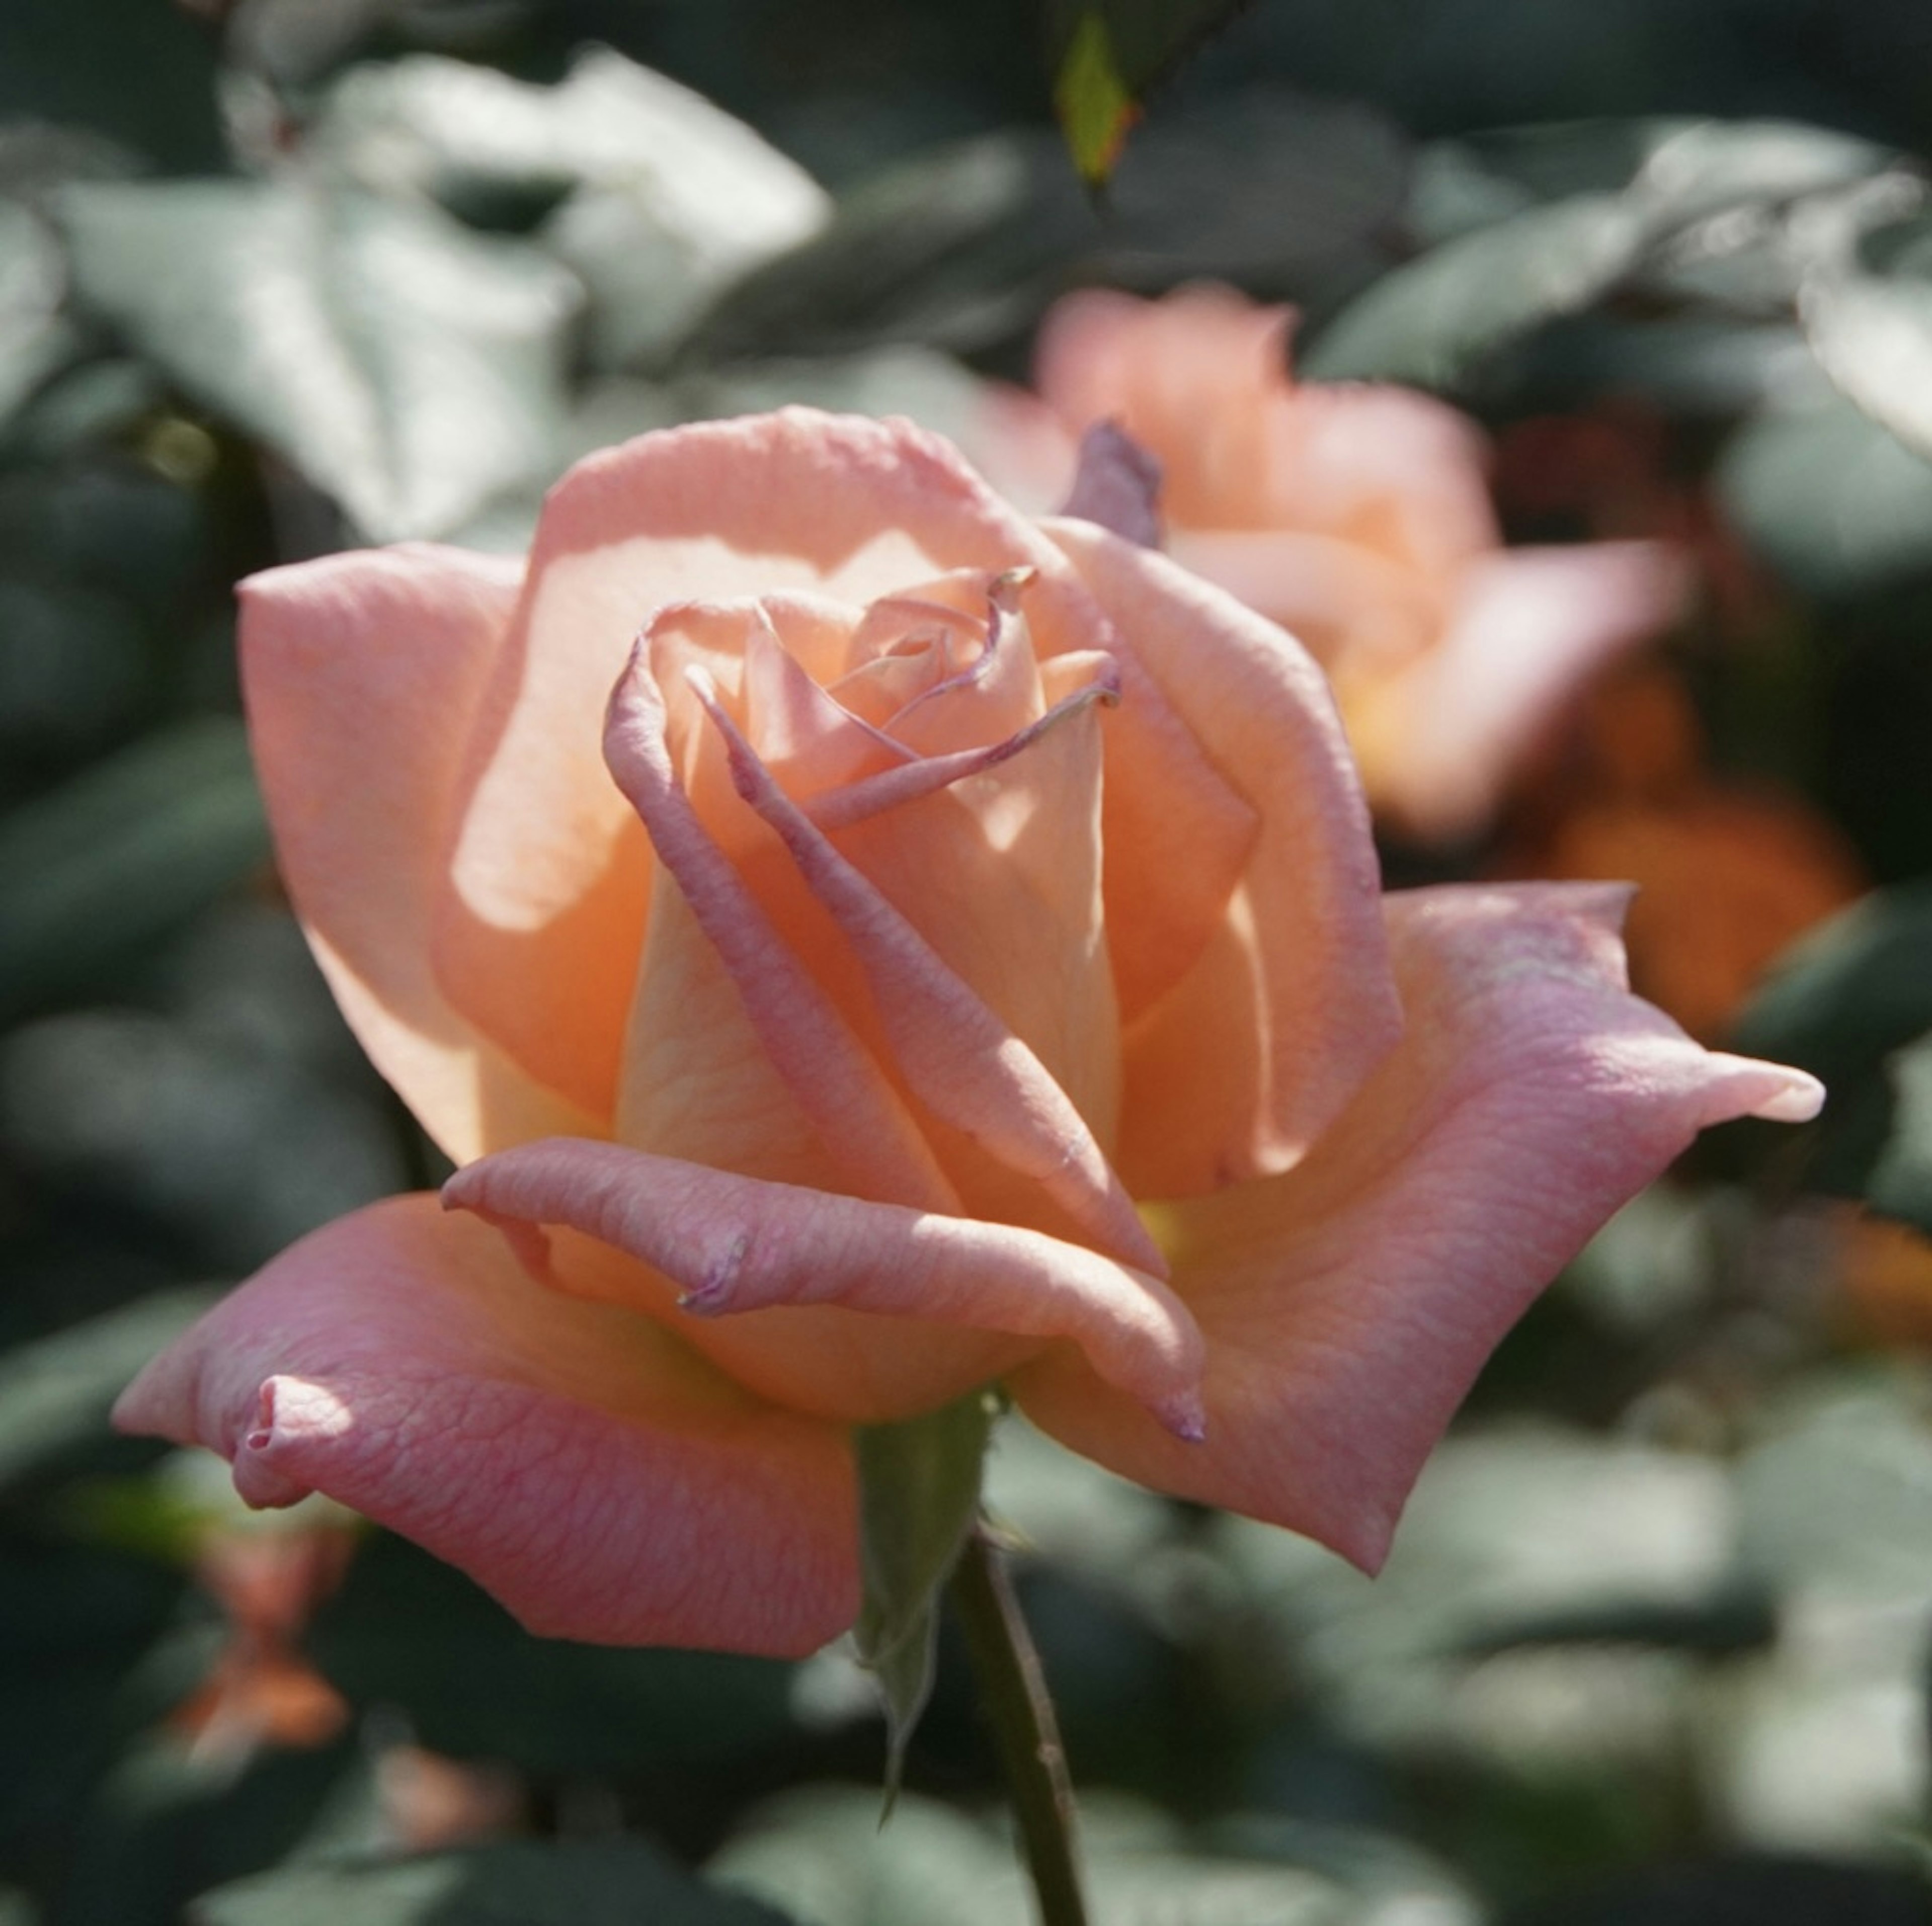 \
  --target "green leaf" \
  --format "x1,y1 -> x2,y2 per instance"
1865,1032 -> 1932,1234
1306,116 -> 1897,392
1044,0 -> 1255,187
1803,269 -> 1932,460
56,178 -> 578,539
1302,194 -> 1648,387
1731,884 -> 1932,1220
1794,198 -> 1932,470
59,1734 -> 370,1926
0,1289 -> 216,1494
192,1840 -> 796,1926
309,50 -> 829,373
0,1532 -> 188,1849
852,1391 -> 999,1790
1499,1855 -> 1932,1926
1718,391 -> 1932,595
0,718 -> 269,1022
710,1786 -> 1026,1926
686,134 -> 1080,367
0,199 -> 76,434
1053,11 -> 1137,189
712,1787 -> 1433,1926
1733,883 -> 1932,1088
